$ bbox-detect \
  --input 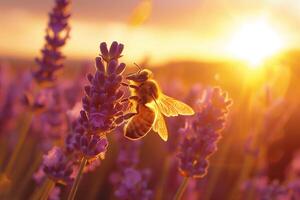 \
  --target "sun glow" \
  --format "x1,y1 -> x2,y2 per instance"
227,18 -> 285,68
